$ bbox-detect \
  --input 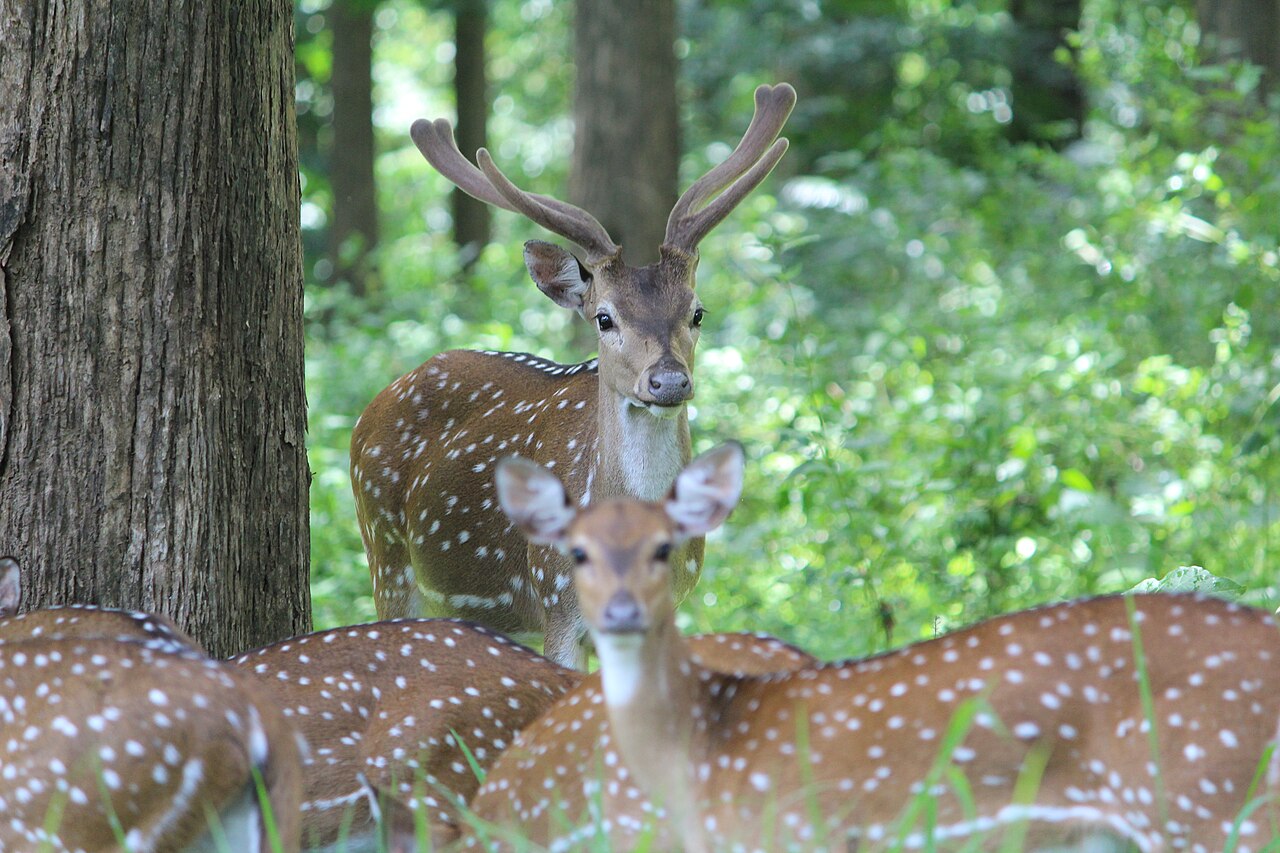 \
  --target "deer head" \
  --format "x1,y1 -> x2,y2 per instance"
410,84 -> 796,415
496,441 -> 744,646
